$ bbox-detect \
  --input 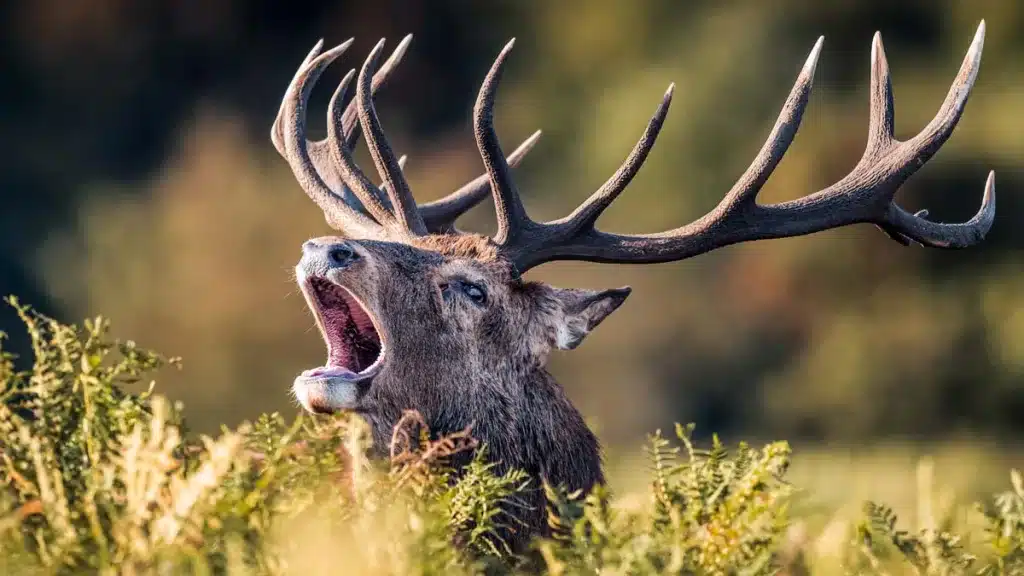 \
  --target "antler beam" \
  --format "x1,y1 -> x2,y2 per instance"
473,22 -> 995,274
